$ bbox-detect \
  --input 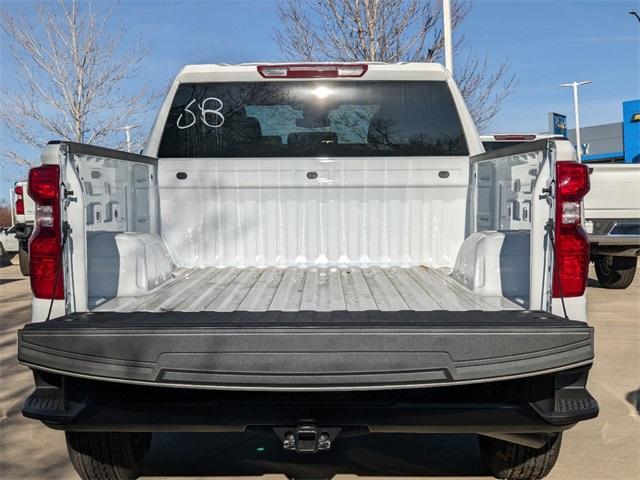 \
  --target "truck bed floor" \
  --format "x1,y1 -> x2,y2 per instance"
92,266 -> 522,313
